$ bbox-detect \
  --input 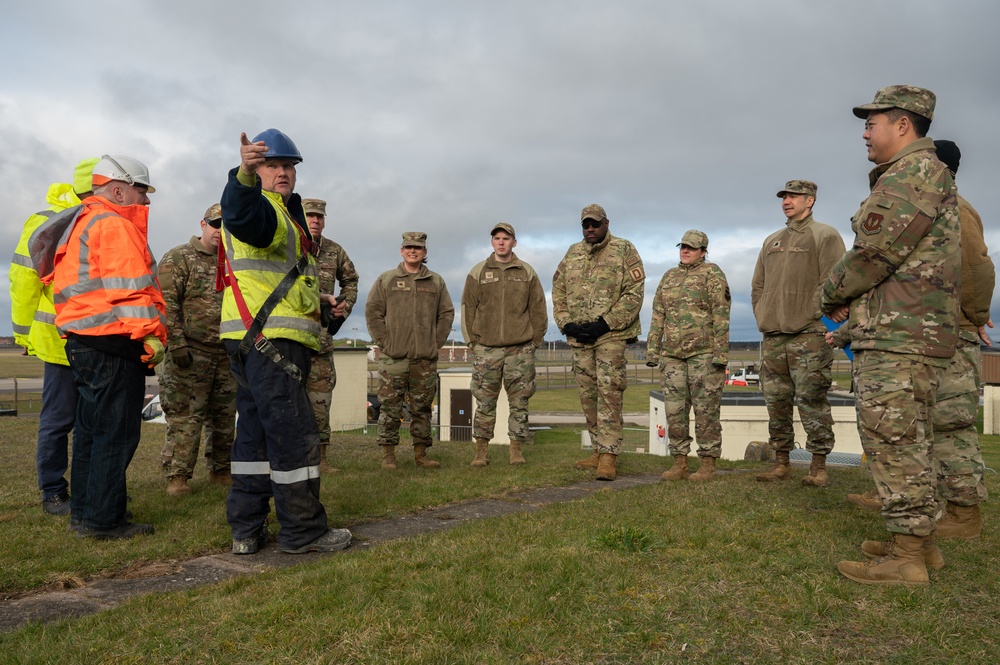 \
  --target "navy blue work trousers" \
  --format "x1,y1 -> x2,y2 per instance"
224,338 -> 328,550
37,360 -> 77,499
